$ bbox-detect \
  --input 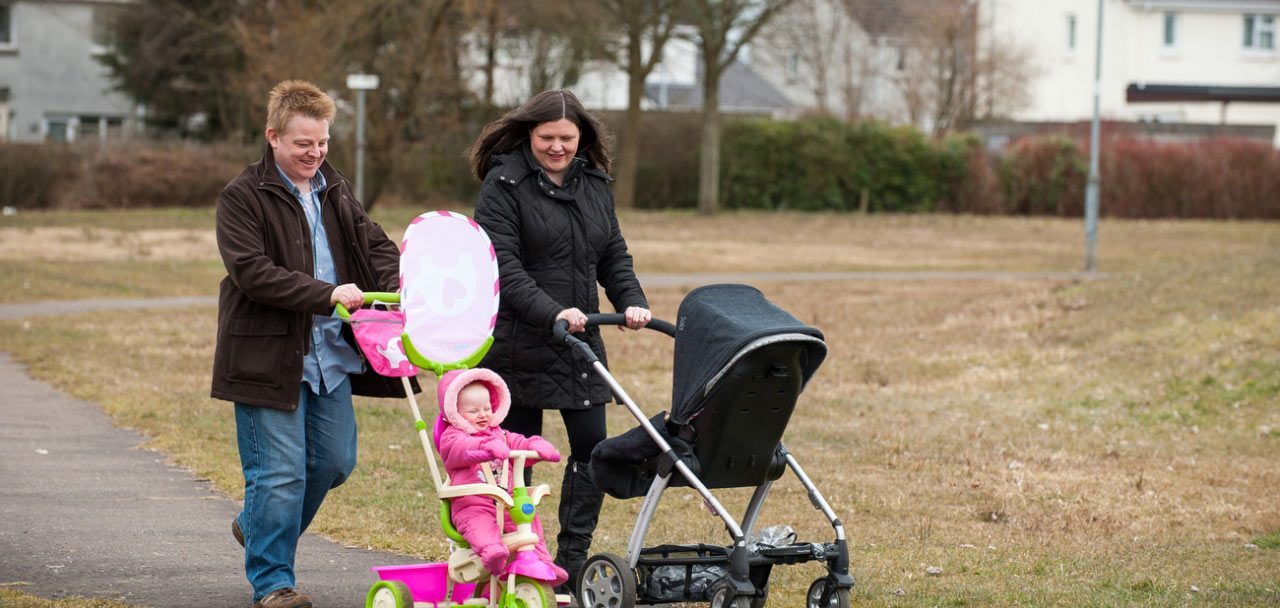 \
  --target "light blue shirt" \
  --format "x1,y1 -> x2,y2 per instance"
276,166 -> 363,394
